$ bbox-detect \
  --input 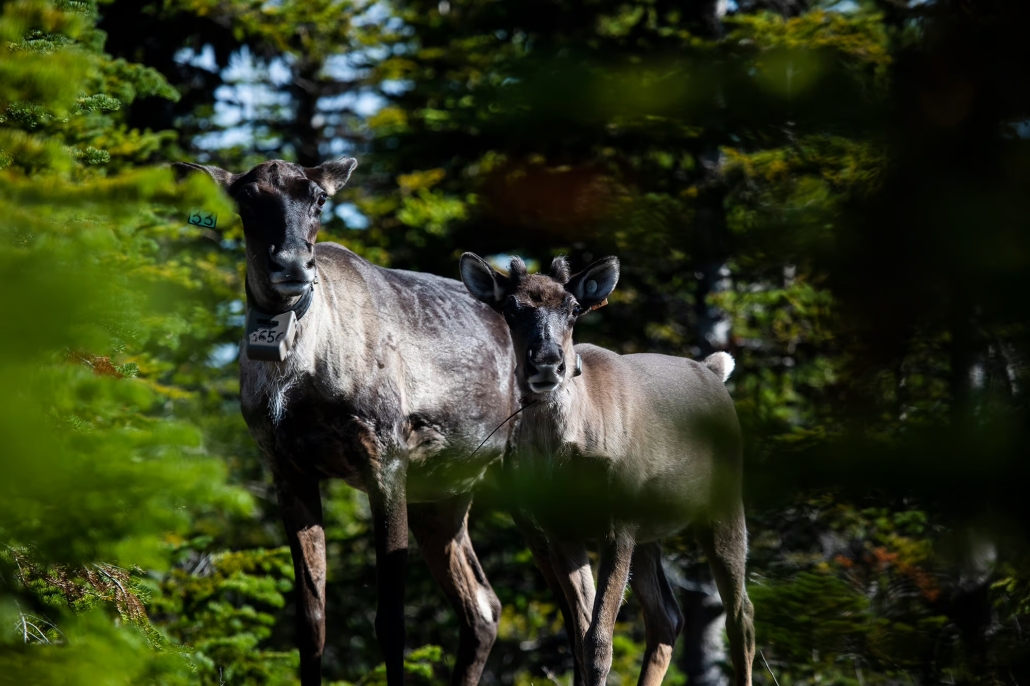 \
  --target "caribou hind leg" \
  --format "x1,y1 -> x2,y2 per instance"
409,495 -> 501,686
629,542 -> 684,686
697,511 -> 755,686
274,467 -> 327,686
